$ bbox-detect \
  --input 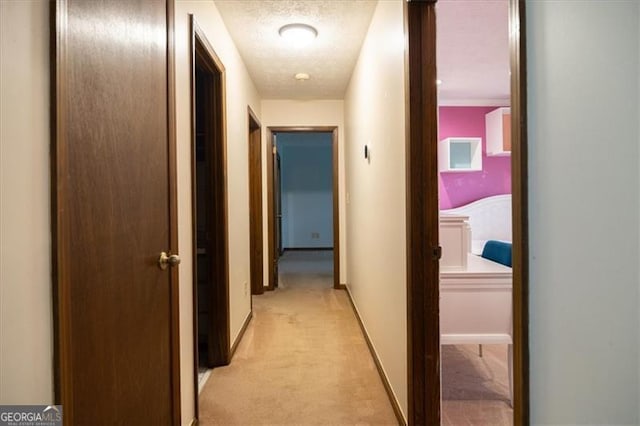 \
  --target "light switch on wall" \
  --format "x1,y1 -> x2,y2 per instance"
365,140 -> 372,163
